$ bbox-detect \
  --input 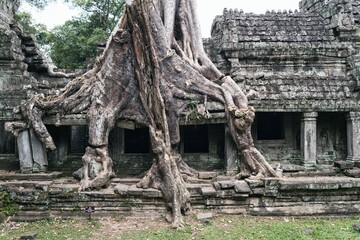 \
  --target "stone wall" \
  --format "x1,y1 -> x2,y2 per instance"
0,0 -> 19,27
2,176 -> 360,220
